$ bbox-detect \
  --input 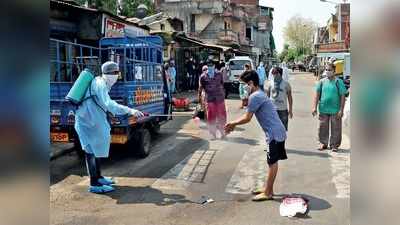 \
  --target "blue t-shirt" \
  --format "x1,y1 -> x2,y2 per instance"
247,90 -> 287,143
